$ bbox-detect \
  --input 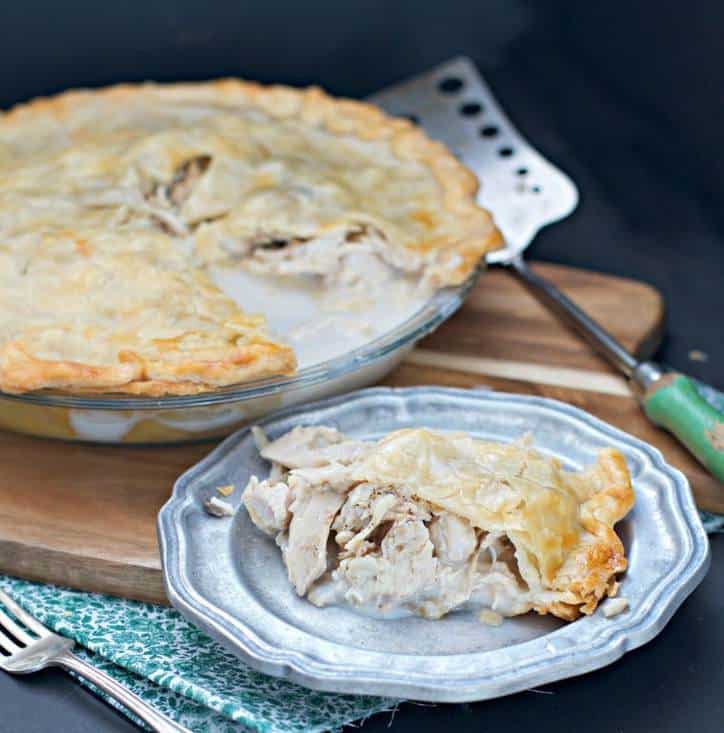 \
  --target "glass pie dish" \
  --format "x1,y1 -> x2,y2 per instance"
0,275 -> 475,443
